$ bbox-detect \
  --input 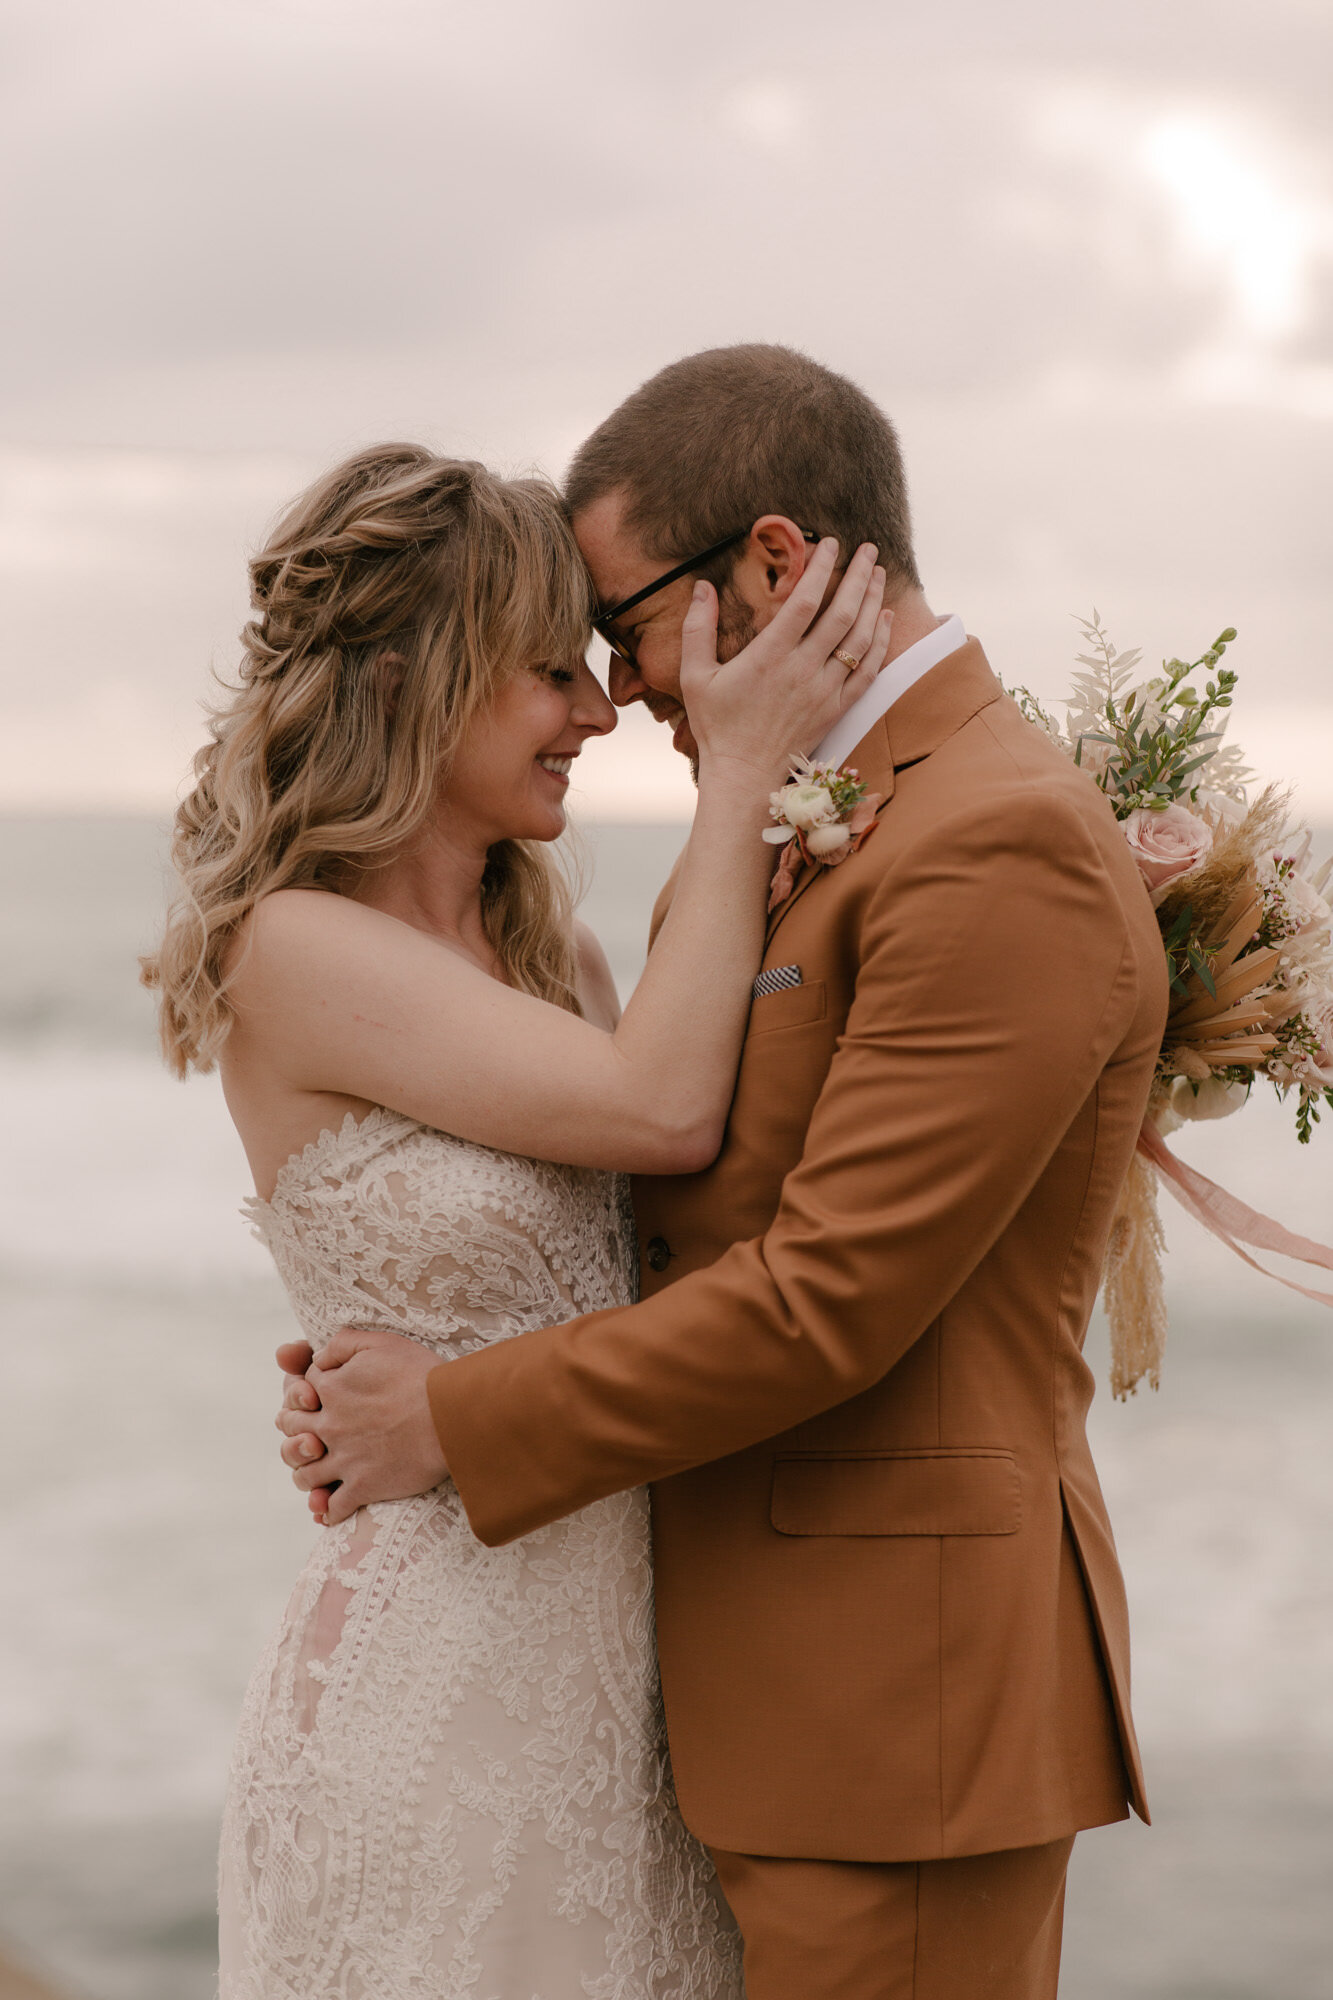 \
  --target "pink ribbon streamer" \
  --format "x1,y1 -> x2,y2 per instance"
1136,1119 -> 1333,1310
